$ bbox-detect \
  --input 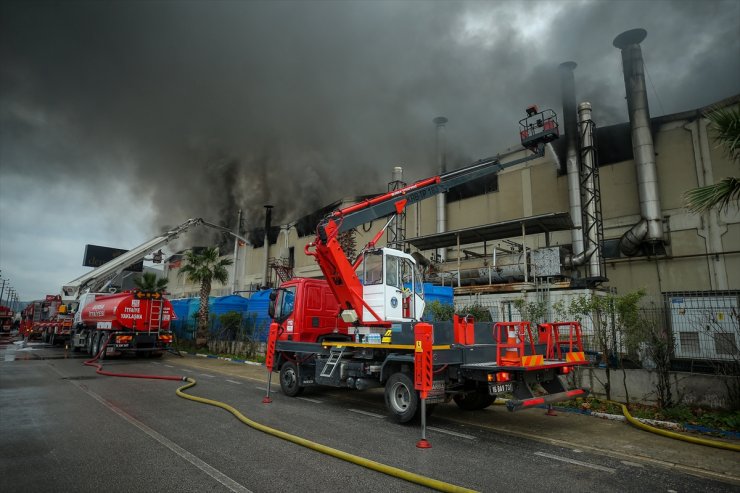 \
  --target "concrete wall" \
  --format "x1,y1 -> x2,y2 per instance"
578,367 -> 738,410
